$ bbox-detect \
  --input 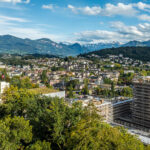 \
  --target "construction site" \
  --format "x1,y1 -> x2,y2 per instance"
111,77 -> 150,133
132,81 -> 150,129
